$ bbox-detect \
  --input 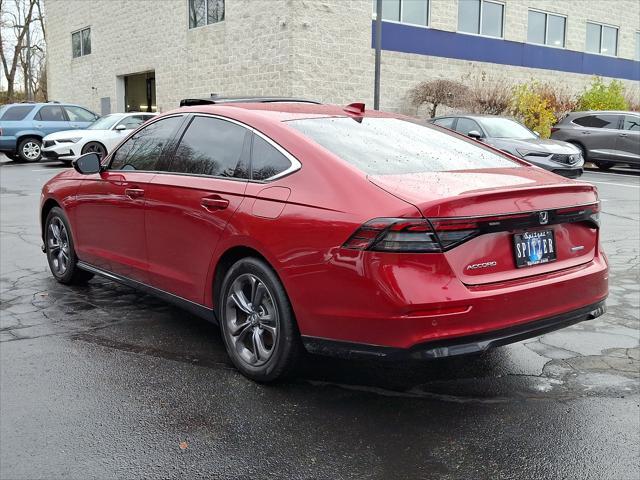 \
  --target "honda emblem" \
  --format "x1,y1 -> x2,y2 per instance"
539,211 -> 549,225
